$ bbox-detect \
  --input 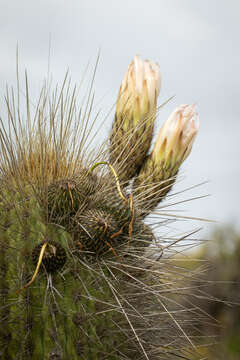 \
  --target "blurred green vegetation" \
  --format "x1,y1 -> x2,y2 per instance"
181,225 -> 240,359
